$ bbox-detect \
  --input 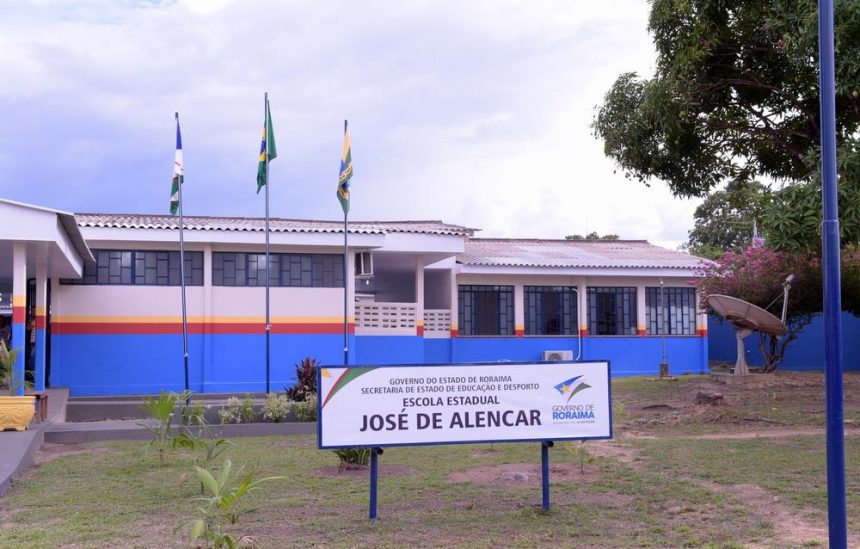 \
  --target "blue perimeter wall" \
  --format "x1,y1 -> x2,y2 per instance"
51,333 -> 708,396
708,312 -> 860,371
